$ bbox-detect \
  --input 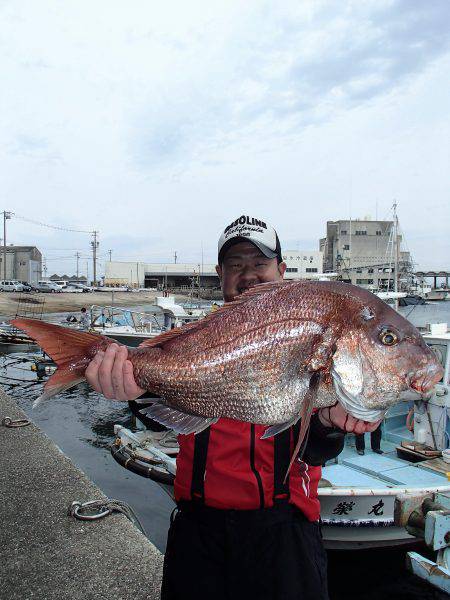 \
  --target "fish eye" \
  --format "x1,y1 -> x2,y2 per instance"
379,329 -> 398,346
